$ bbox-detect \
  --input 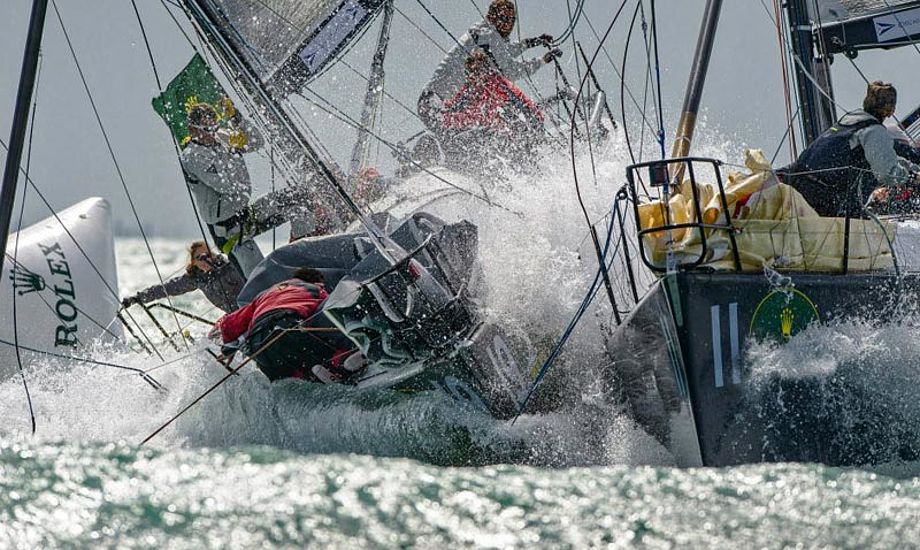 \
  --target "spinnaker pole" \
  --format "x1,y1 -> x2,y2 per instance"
349,0 -> 394,175
0,0 -> 49,278
670,0 -> 723,162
